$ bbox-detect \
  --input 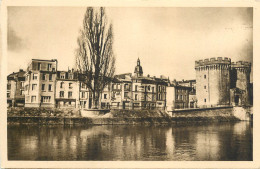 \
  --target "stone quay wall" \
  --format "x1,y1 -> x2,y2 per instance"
7,106 -> 251,125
